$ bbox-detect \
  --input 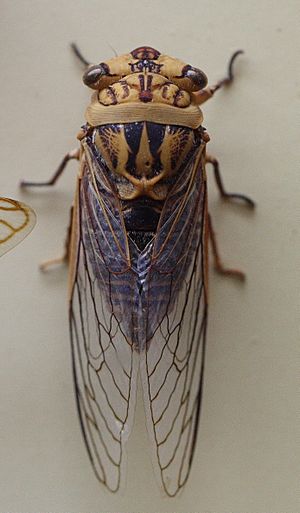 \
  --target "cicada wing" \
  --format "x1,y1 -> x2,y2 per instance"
69,154 -> 139,492
140,156 -> 208,497
0,197 -> 36,256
